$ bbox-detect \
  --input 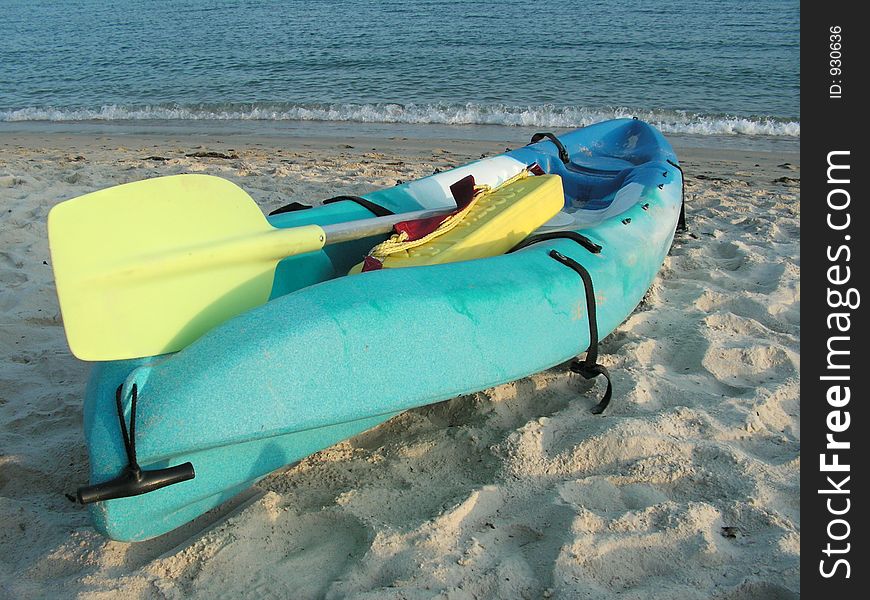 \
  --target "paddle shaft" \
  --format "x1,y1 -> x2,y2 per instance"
321,207 -> 454,244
